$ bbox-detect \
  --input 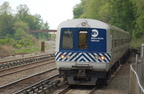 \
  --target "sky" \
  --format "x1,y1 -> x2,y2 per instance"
0,0 -> 81,29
